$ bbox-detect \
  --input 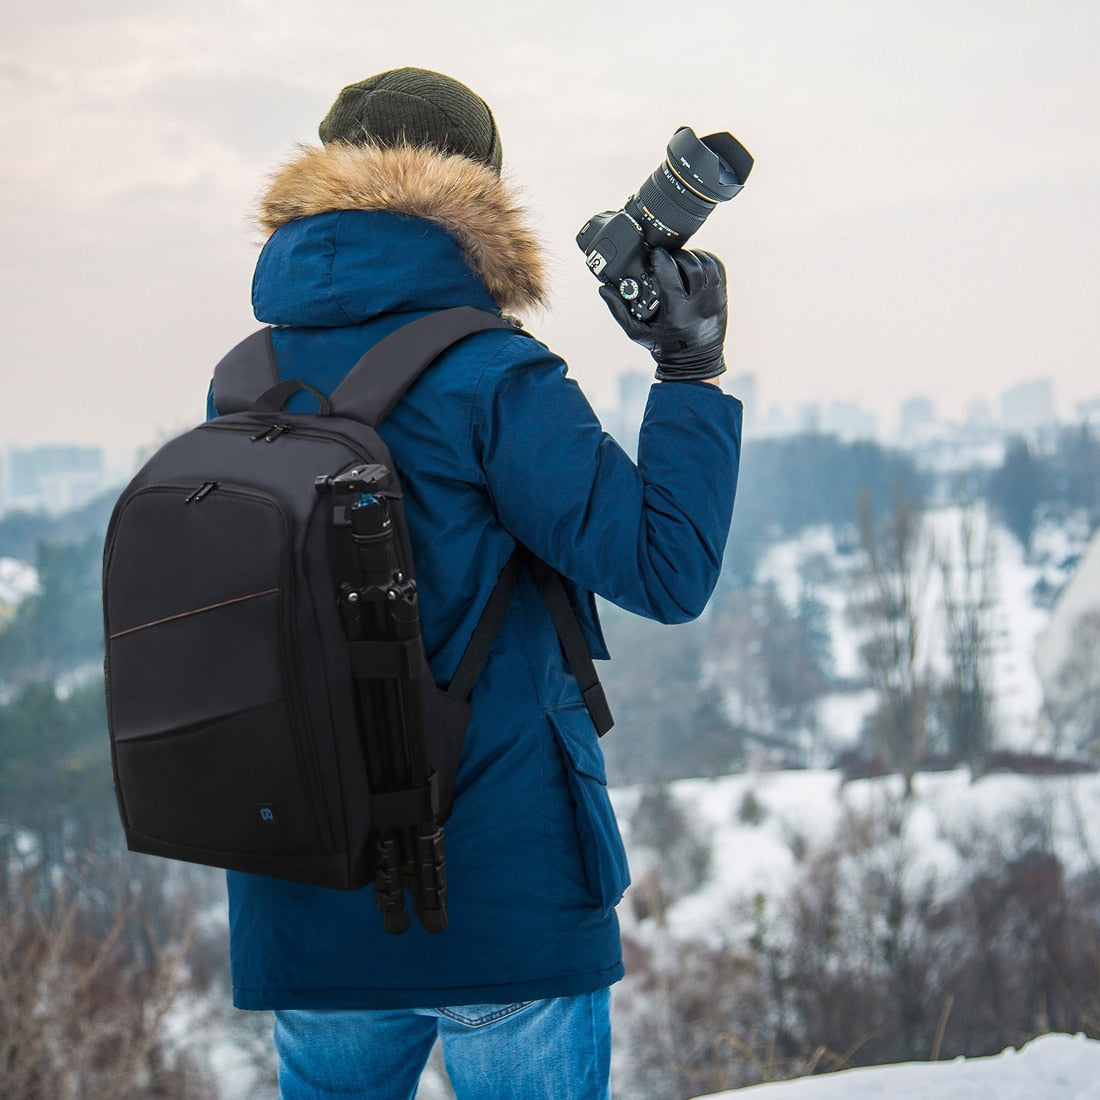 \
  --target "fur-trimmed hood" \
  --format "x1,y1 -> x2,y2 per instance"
255,142 -> 548,315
